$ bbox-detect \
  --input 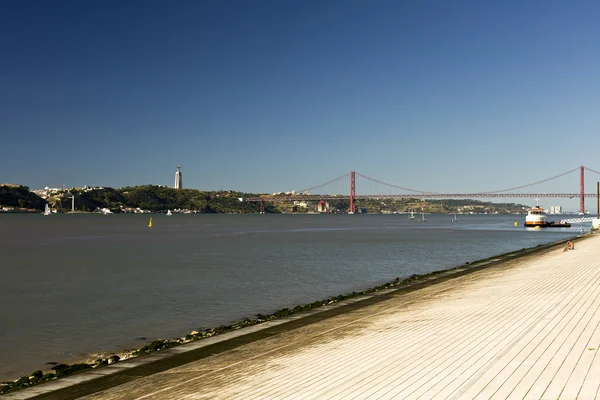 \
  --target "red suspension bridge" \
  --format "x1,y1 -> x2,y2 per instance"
246,166 -> 600,214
